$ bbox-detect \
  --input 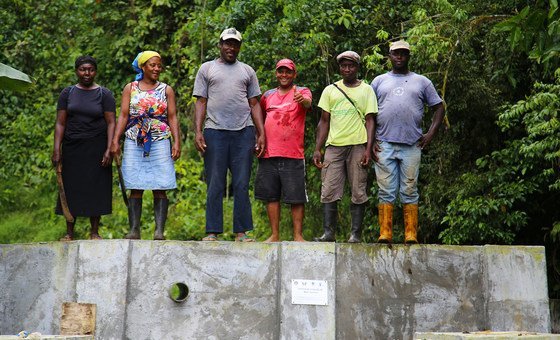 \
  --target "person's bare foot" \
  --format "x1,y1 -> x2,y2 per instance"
264,235 -> 280,243
59,234 -> 73,241
293,234 -> 306,242
89,233 -> 102,240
